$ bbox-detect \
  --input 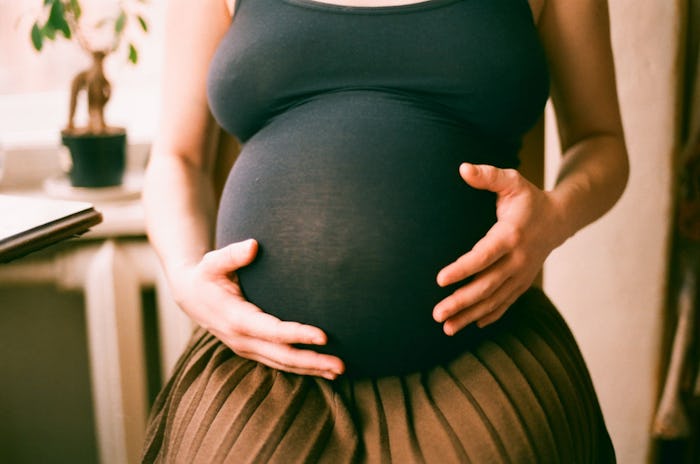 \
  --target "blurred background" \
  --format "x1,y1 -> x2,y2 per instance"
0,0 -> 698,463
